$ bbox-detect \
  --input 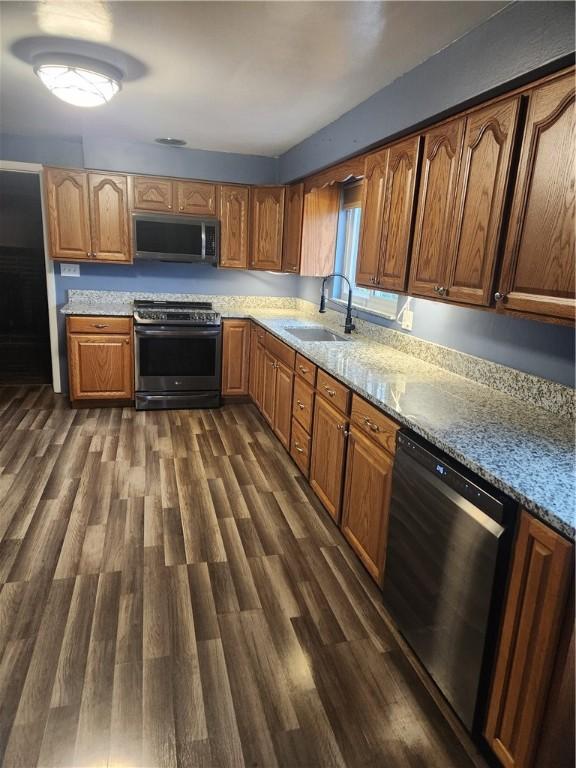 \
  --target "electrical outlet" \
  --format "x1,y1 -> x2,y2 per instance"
401,309 -> 413,331
60,263 -> 80,277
